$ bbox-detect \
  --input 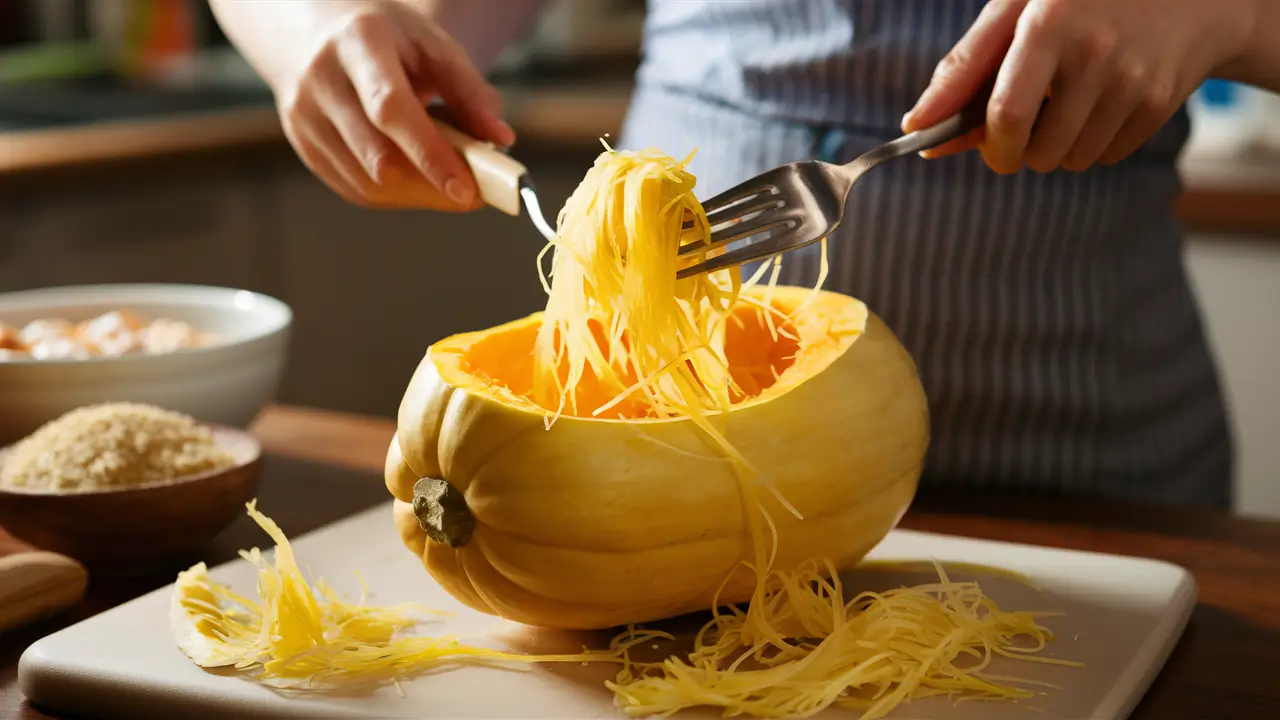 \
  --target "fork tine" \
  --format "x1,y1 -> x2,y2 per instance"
677,232 -> 803,279
705,194 -> 783,227
680,170 -> 784,230
678,216 -> 794,257
699,170 -> 785,216
678,217 -> 834,279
